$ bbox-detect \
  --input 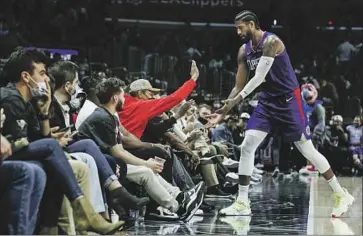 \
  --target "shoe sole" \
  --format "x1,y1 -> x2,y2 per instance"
331,196 -> 355,218
219,211 -> 252,216
205,194 -> 233,199
146,214 -> 179,221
